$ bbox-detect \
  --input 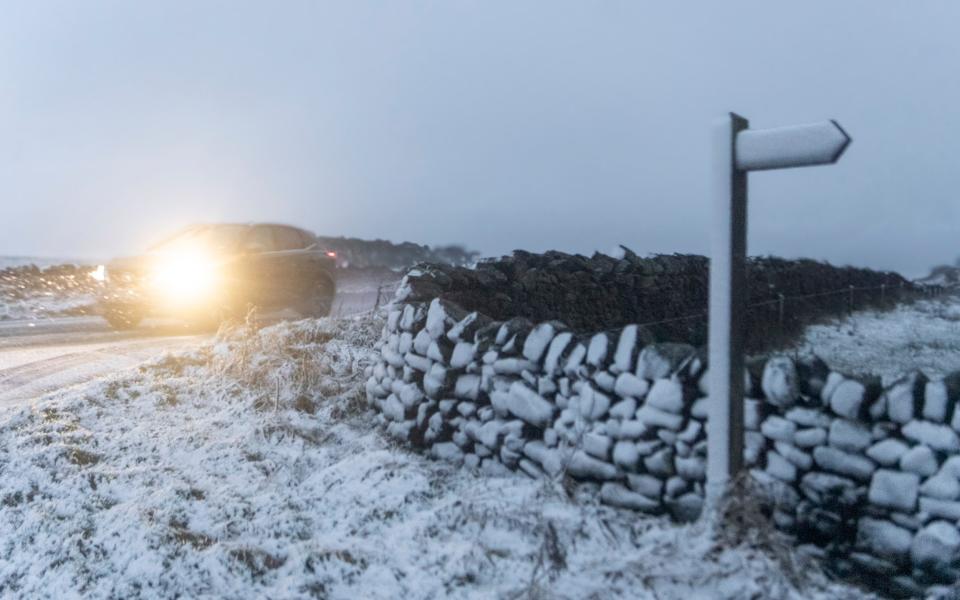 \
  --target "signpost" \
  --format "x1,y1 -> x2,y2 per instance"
706,114 -> 851,504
